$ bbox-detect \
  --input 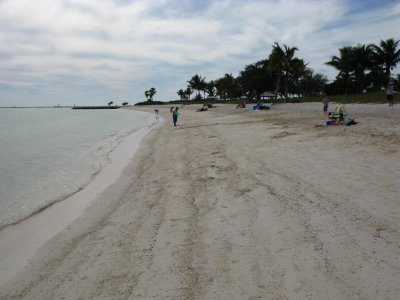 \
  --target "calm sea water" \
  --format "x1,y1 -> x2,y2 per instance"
0,108 -> 153,227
